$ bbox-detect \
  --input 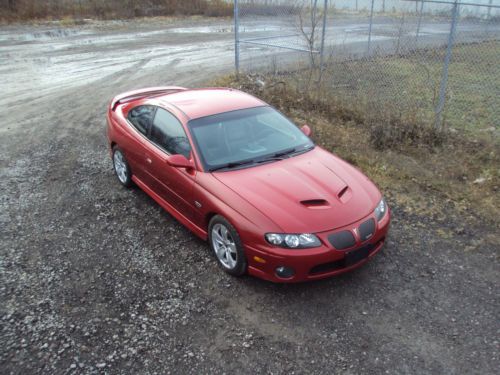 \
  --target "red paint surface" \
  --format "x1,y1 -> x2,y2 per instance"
107,87 -> 390,282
